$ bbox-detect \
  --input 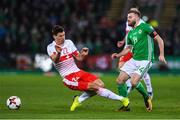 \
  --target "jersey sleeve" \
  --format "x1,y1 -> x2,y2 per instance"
143,23 -> 154,35
69,40 -> 79,57
47,45 -> 57,57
